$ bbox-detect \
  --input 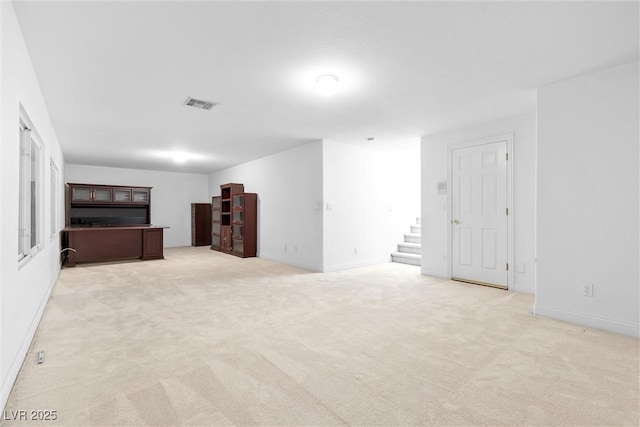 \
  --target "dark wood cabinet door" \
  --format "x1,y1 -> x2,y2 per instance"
142,228 -> 164,259
113,189 -> 132,202
132,189 -> 150,204
211,196 -> 222,250
71,186 -> 93,202
211,233 -> 220,249
191,203 -> 212,246
93,188 -> 113,202
212,196 -> 221,211
70,185 -> 112,202
221,227 -> 232,251
240,193 -> 257,258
